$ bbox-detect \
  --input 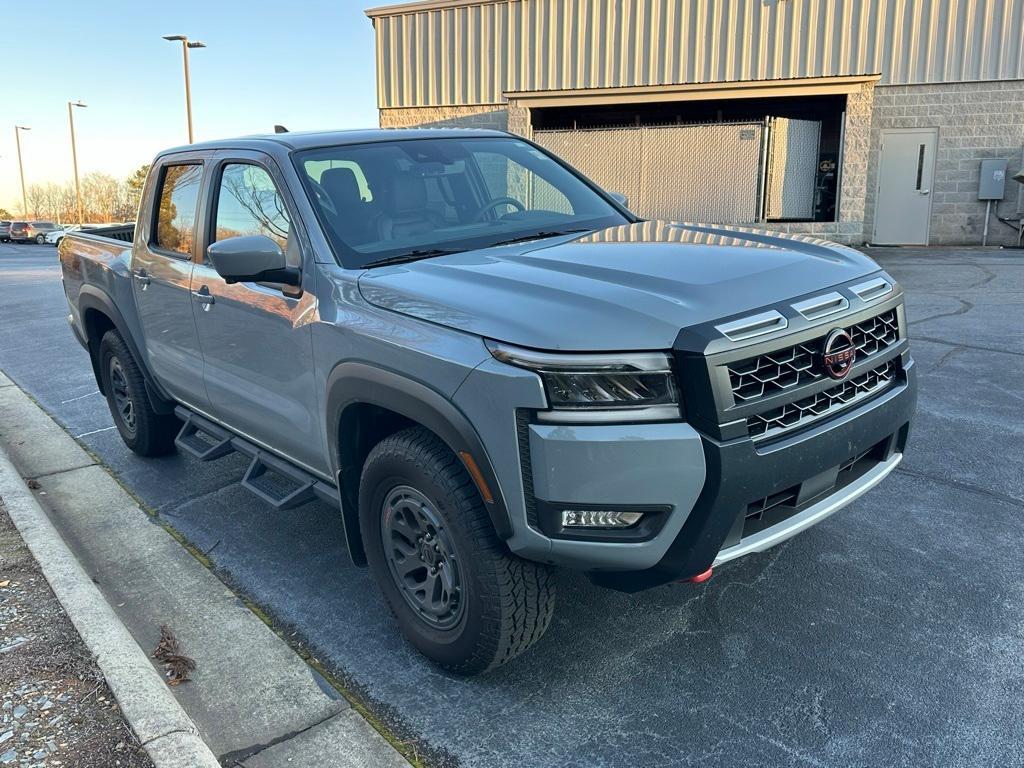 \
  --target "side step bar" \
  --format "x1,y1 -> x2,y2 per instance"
174,407 -> 339,511
176,413 -> 235,461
